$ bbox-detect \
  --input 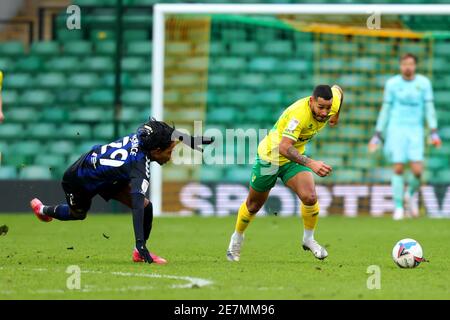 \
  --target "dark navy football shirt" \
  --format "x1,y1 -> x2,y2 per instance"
73,134 -> 150,195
